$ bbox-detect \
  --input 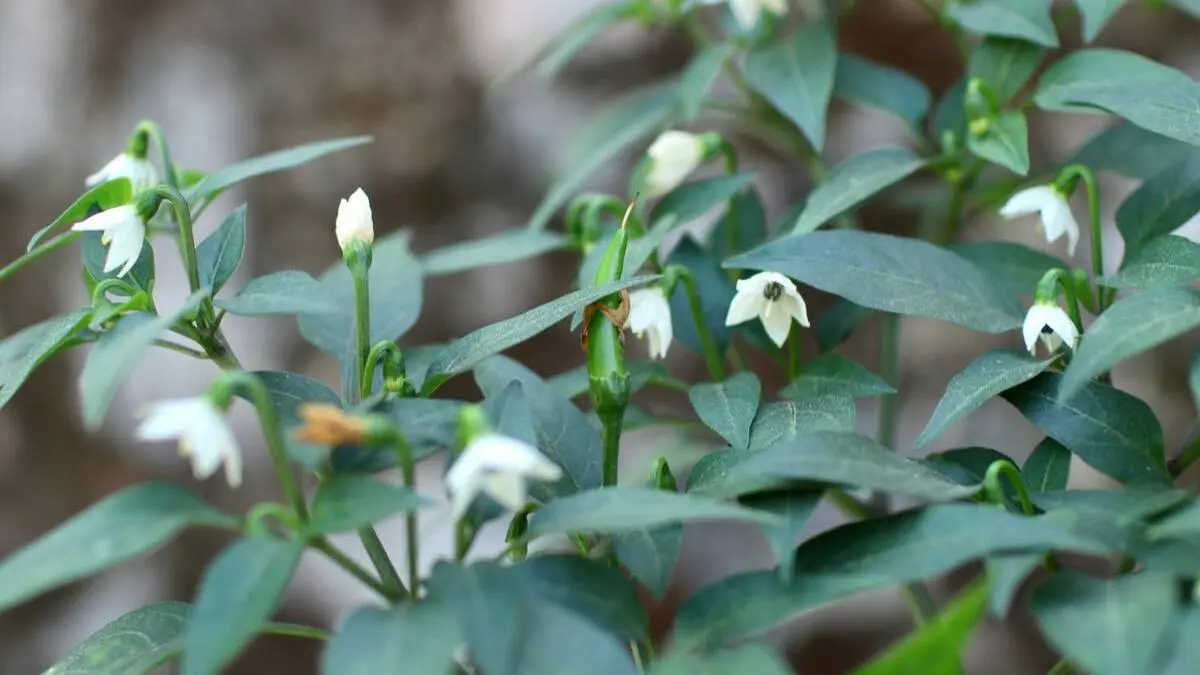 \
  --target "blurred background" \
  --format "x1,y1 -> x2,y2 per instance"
3,0 -> 1200,672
